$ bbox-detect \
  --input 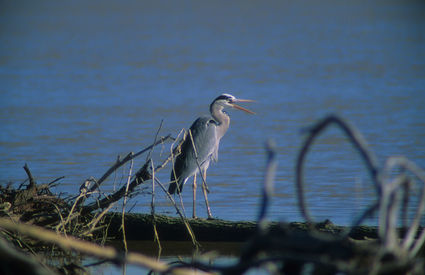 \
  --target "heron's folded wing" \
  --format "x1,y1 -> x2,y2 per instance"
189,116 -> 219,165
